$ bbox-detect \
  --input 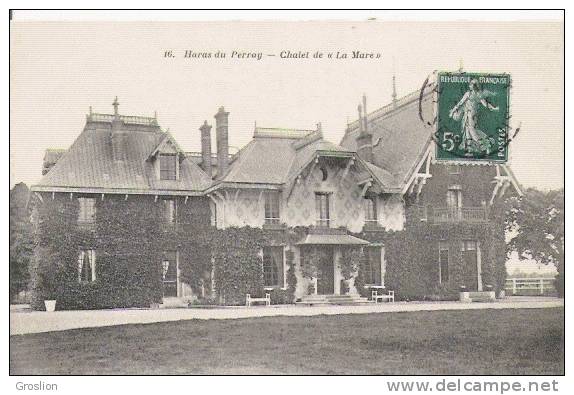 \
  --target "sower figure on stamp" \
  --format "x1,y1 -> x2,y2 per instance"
449,79 -> 499,156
